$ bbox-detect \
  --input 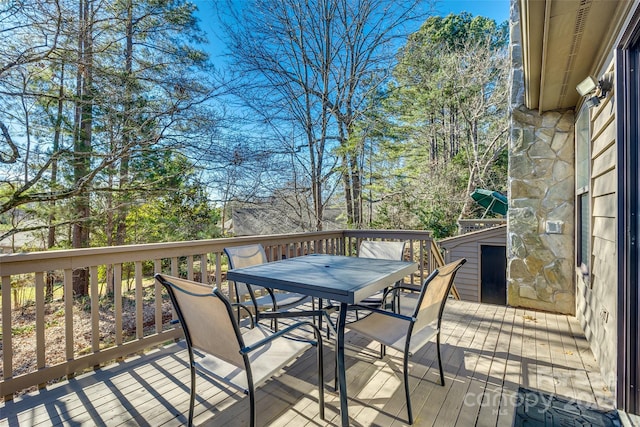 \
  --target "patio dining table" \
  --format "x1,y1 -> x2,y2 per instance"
226,253 -> 418,427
